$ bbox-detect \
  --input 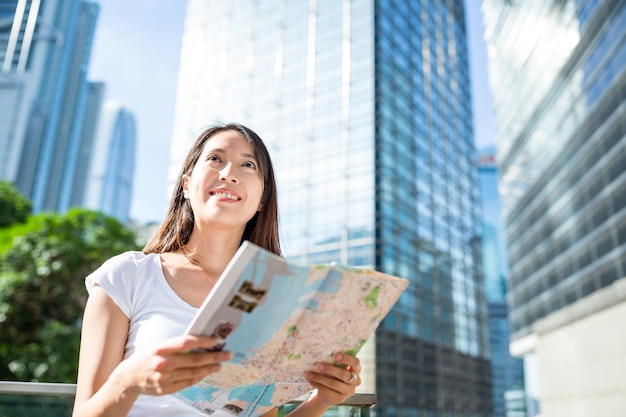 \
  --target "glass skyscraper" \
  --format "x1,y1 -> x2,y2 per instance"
69,81 -> 106,209
83,100 -> 136,224
0,0 -> 99,213
170,1 -> 491,416
477,148 -> 526,417
482,0 -> 626,414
